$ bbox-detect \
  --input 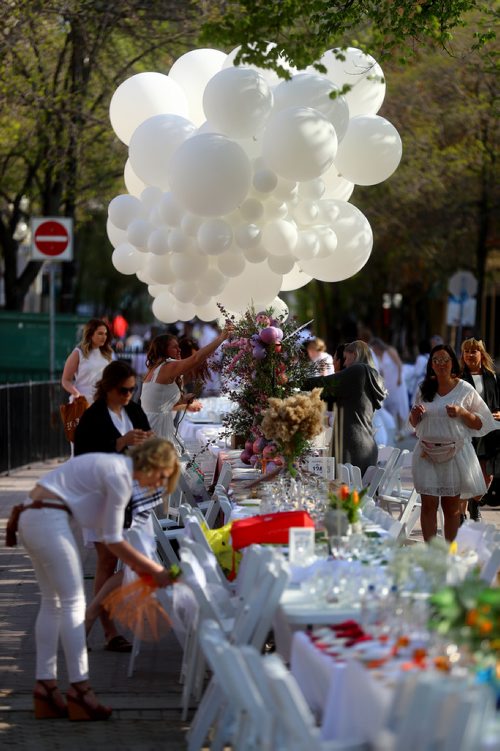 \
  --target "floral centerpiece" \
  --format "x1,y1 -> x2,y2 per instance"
213,304 -> 318,468
327,484 -> 366,524
259,388 -> 326,476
